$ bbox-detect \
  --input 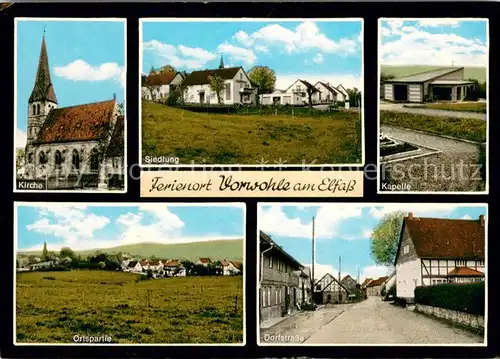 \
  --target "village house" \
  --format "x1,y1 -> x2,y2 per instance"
220,260 -> 242,275
126,261 -> 142,273
366,276 -> 389,296
336,84 -> 350,102
259,89 -> 303,106
141,71 -> 185,101
297,267 -> 312,306
314,81 -> 340,103
361,277 -> 373,288
341,274 -> 363,299
259,230 -> 303,325
395,213 -> 486,303
163,259 -> 186,277
29,260 -> 57,270
23,34 -> 124,190
382,67 -> 475,103
314,273 -> 351,304
182,57 -> 256,105
196,258 -> 212,267
285,79 -> 320,105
